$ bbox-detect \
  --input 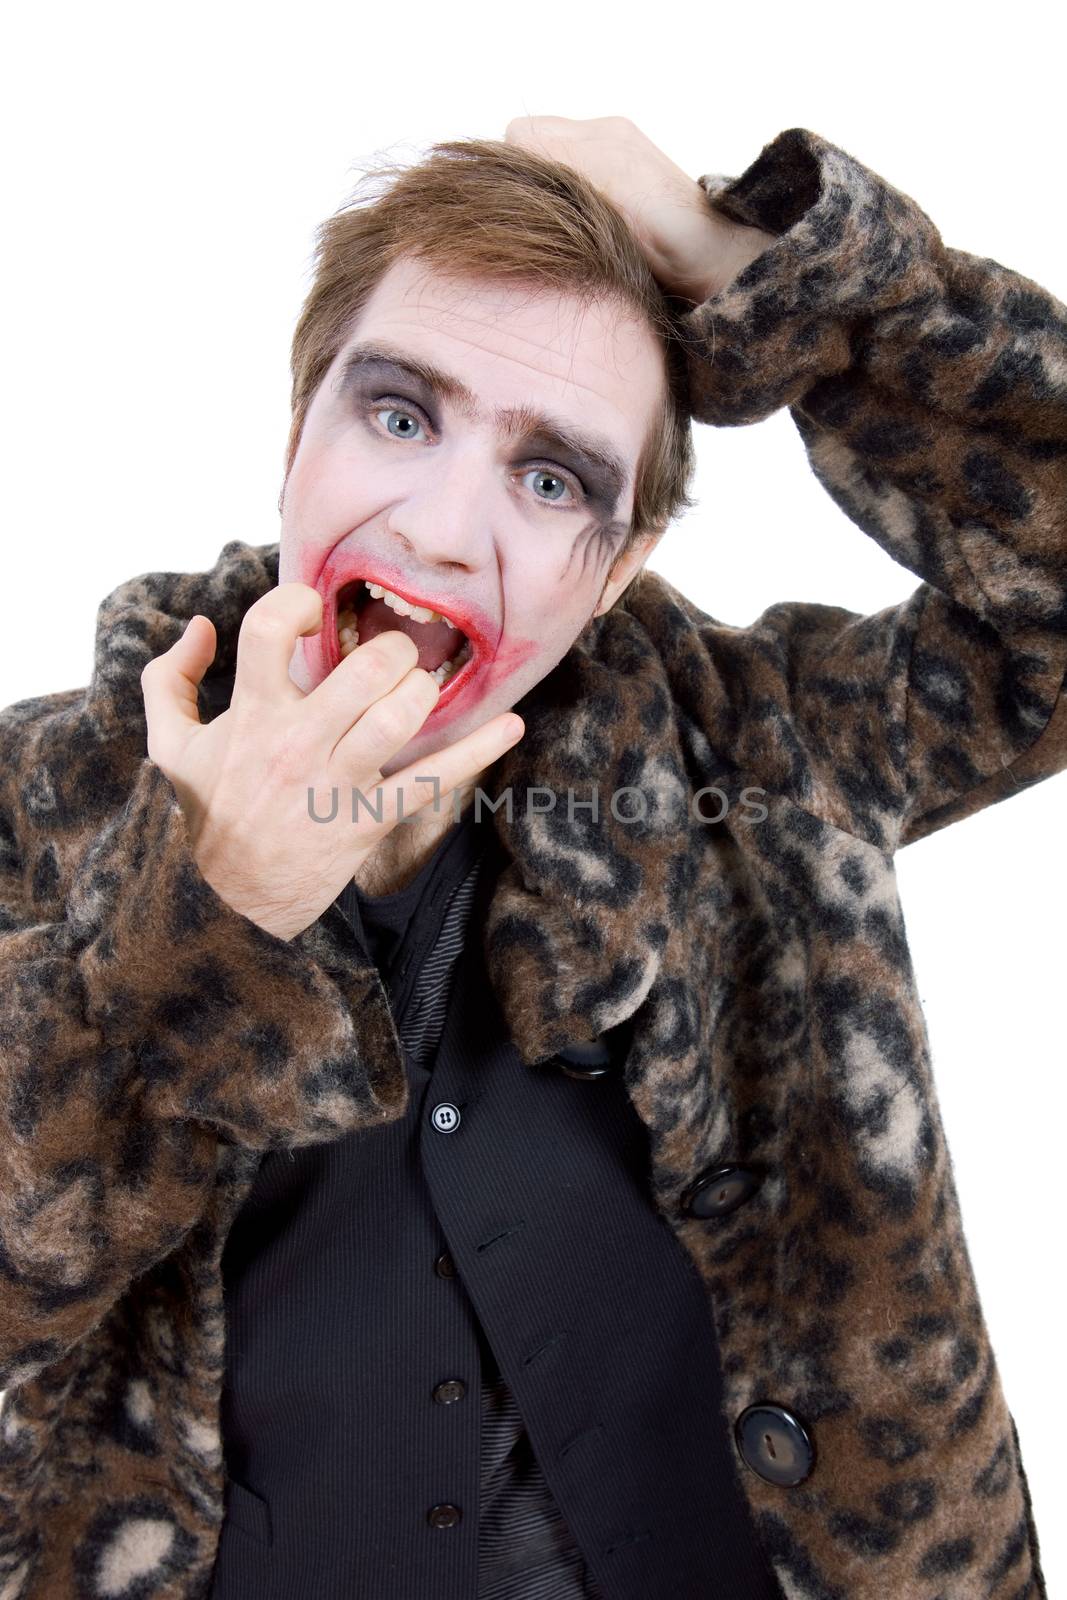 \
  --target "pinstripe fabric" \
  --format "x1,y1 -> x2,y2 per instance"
211,809 -> 604,1598
386,849 -> 483,1066
405,833 -> 782,1600
478,1368 -> 606,1599
348,823 -> 605,1600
